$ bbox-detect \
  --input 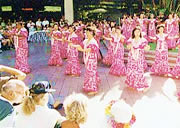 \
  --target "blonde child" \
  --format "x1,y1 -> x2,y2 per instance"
61,93 -> 88,128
